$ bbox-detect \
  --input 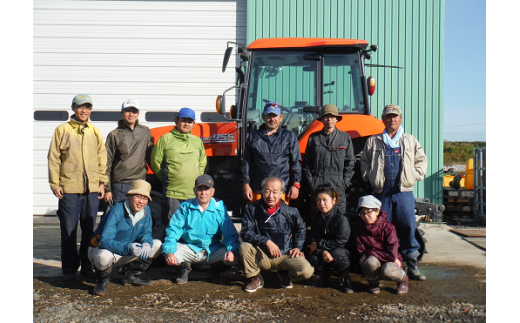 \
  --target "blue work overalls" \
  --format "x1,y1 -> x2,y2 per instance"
374,145 -> 420,258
